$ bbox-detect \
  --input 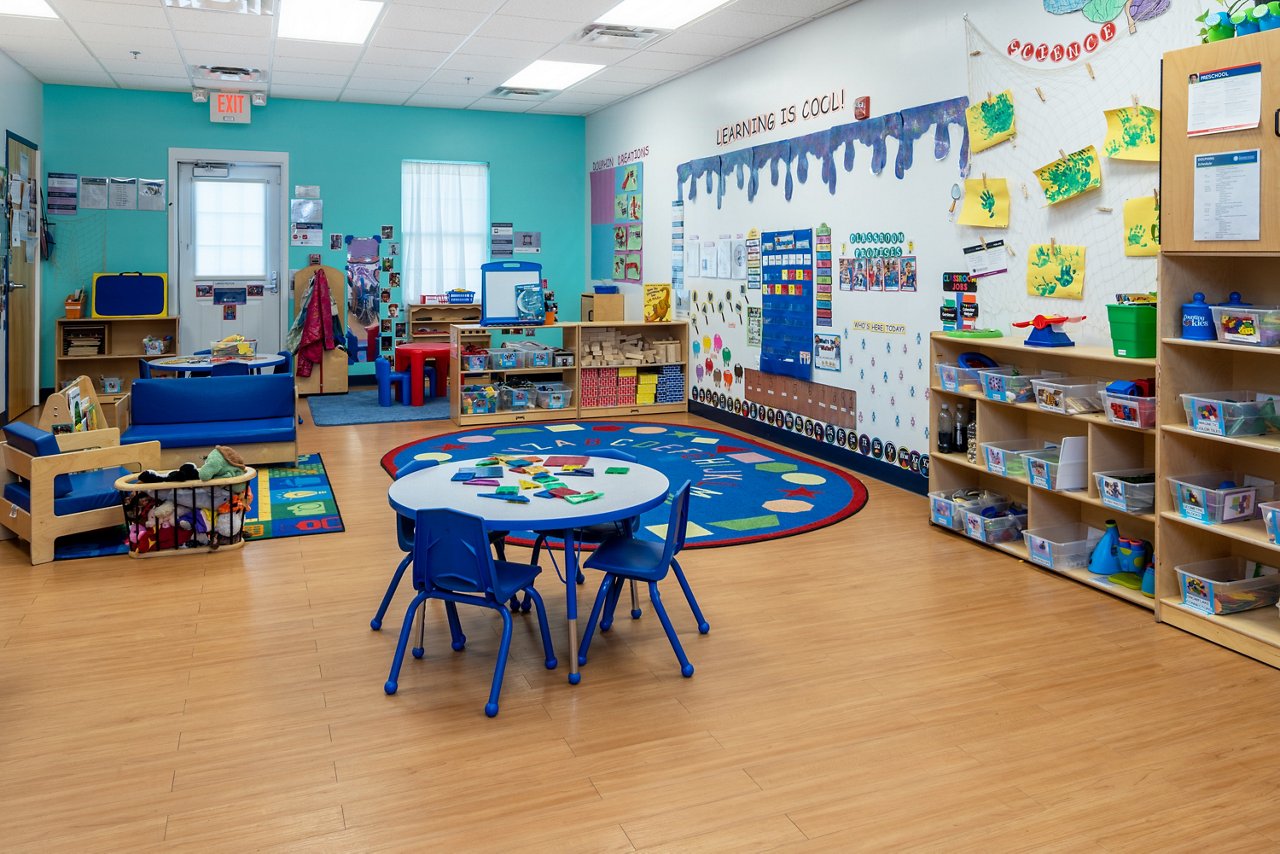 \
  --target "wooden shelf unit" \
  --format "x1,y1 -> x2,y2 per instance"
928,332 -> 1157,609
449,321 -> 689,427
1152,34 -> 1280,668
55,316 -> 180,425
408,303 -> 482,343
